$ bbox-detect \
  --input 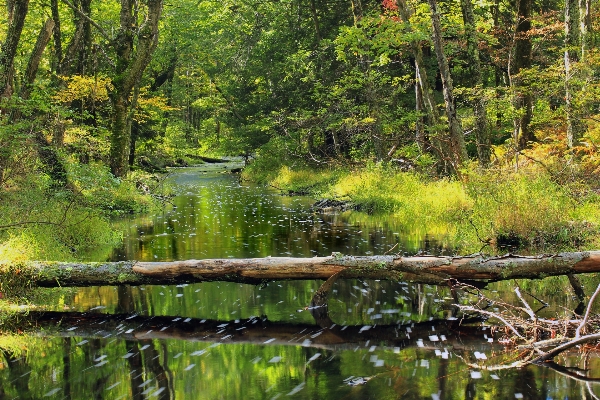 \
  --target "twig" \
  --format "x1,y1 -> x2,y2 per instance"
576,283 -> 600,338
514,285 -> 537,321
533,332 -> 600,363
457,305 -> 524,338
